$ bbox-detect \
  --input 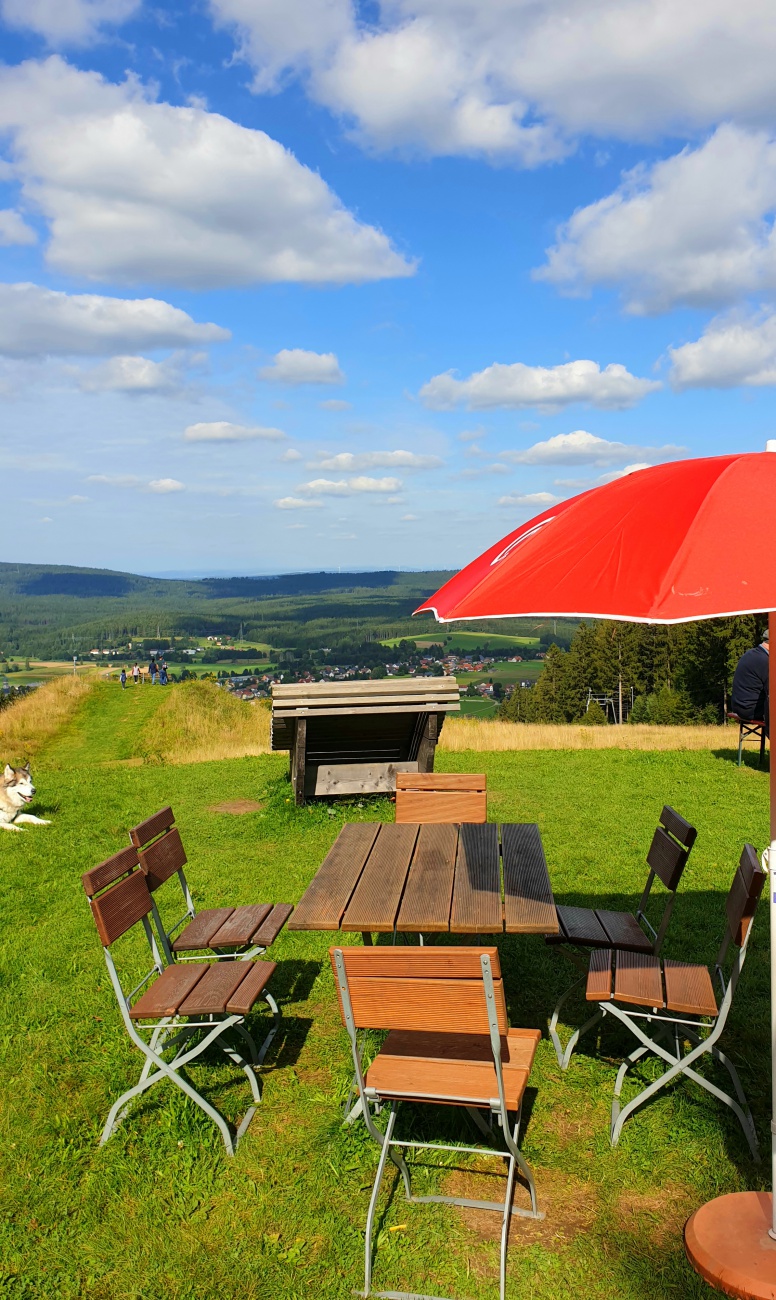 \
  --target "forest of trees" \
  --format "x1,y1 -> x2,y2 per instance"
500,616 -> 767,725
